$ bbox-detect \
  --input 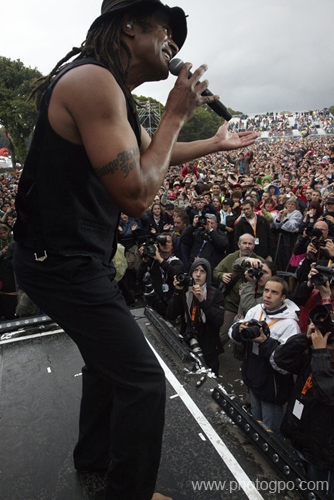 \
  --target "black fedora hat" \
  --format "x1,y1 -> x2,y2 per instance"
89,0 -> 187,50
